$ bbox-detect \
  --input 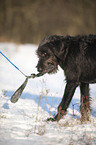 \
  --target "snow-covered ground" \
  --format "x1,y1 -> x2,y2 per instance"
0,43 -> 96,145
